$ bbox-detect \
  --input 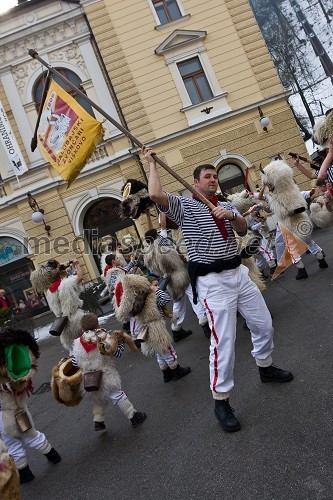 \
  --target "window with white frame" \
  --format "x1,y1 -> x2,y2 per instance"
148,0 -> 186,26
177,57 -> 214,105
155,30 -> 231,126
153,0 -> 182,23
